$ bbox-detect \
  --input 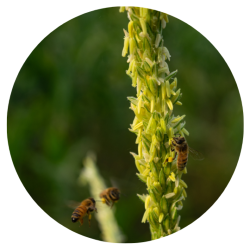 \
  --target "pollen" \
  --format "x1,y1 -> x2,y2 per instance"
168,157 -> 173,163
